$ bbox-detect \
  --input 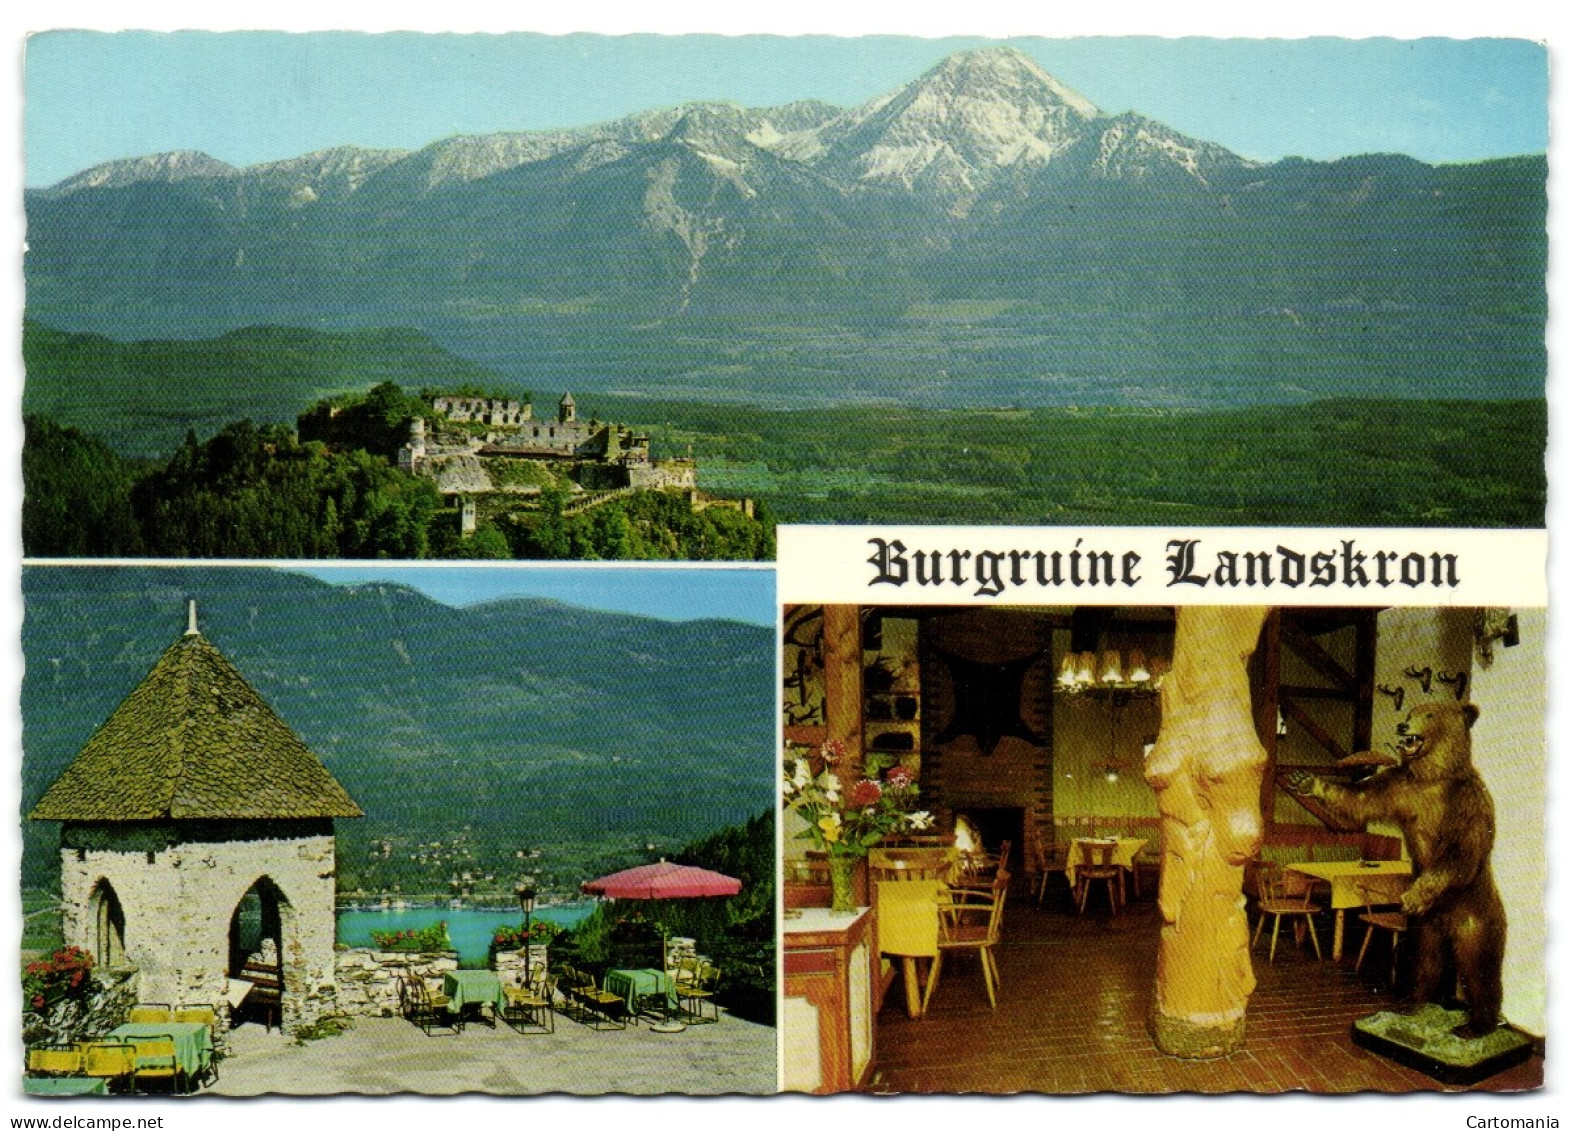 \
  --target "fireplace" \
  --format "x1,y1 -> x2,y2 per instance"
953,806 -> 1026,864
